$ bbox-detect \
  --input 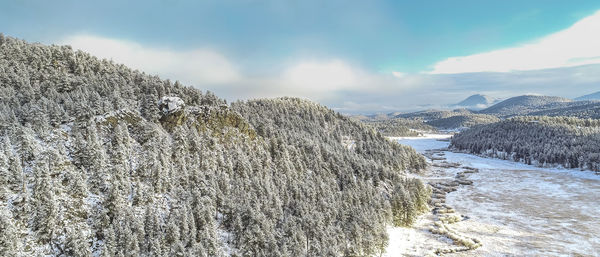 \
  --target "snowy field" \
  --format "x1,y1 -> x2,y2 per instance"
385,135 -> 600,256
